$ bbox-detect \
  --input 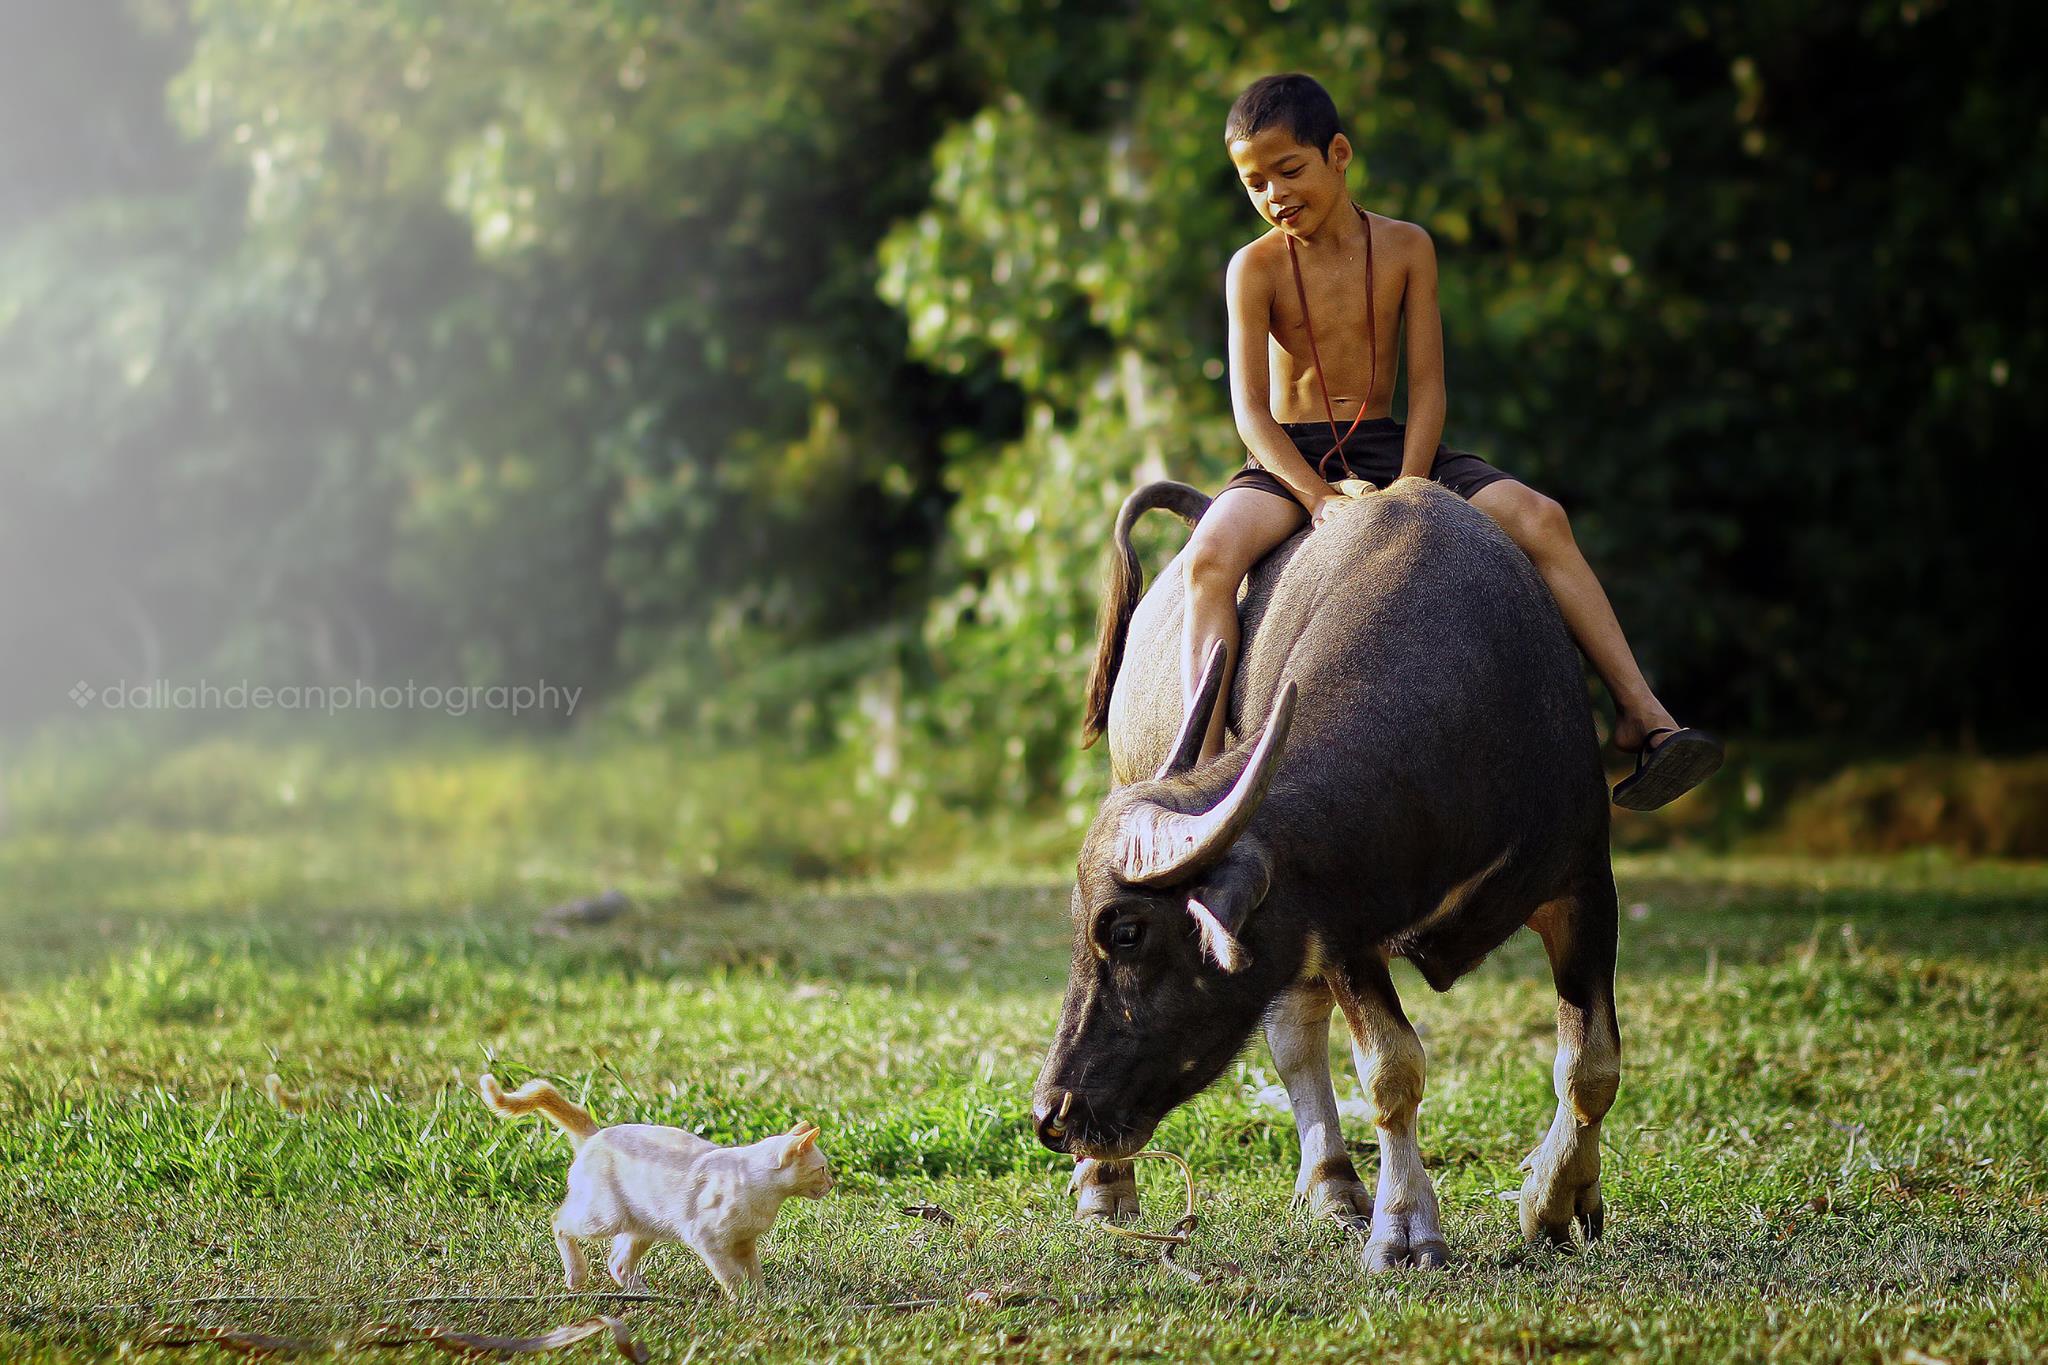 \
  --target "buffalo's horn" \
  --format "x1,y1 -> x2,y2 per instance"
1115,679 -> 1297,887
1152,637 -> 1230,782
